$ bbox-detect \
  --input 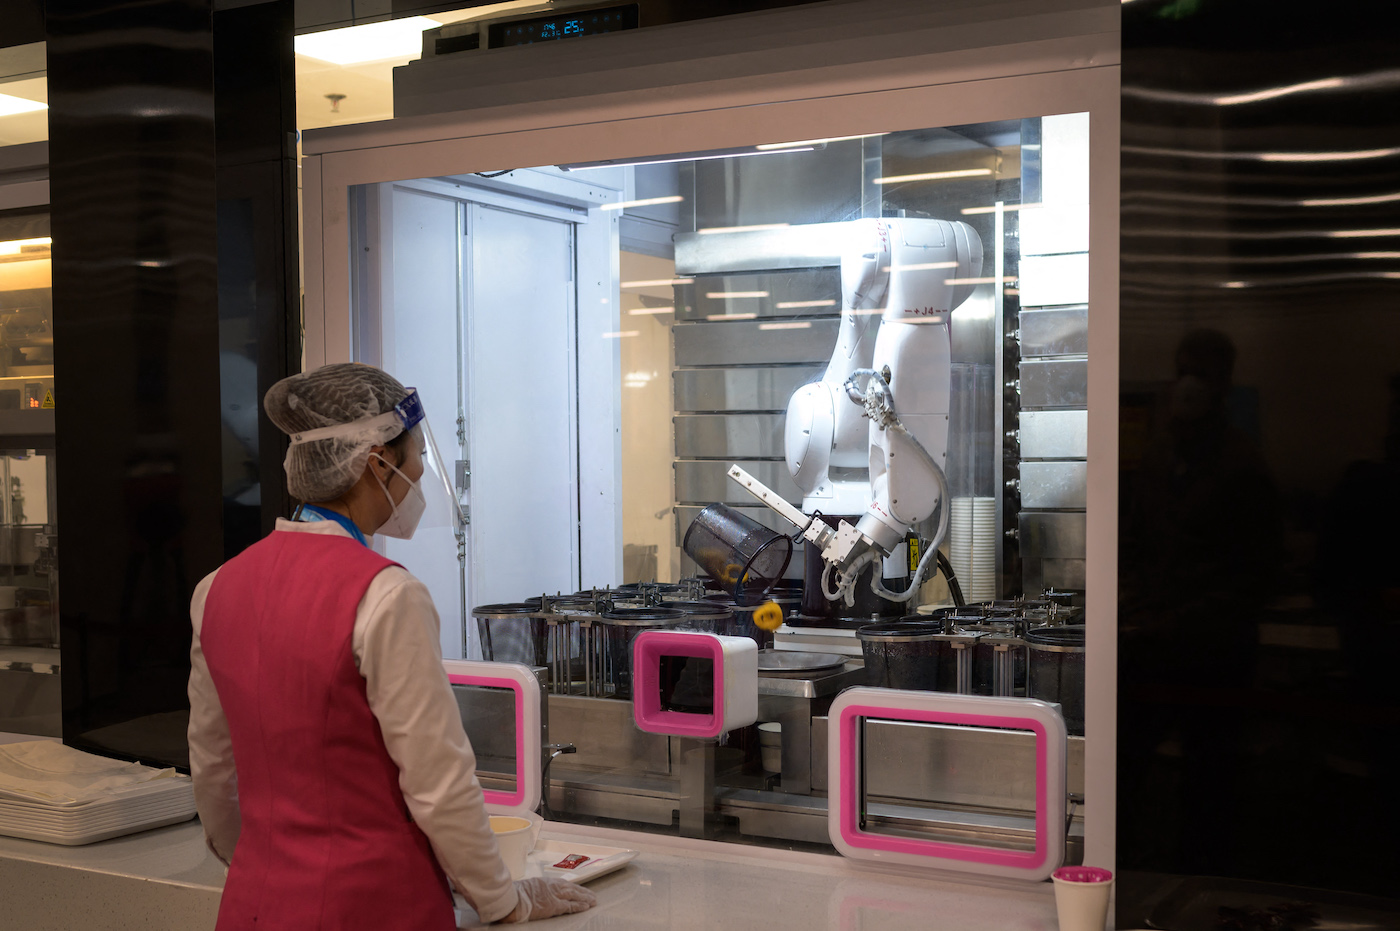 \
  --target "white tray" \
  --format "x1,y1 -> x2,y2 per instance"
0,809 -> 196,846
526,839 -> 637,884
